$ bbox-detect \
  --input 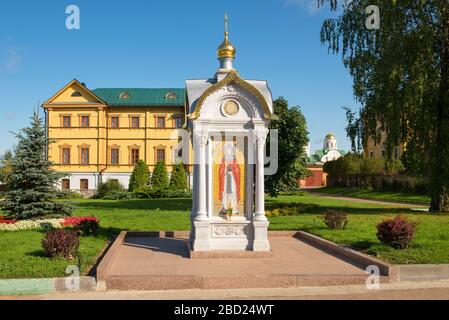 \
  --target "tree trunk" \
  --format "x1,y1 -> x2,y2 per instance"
430,4 -> 449,212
